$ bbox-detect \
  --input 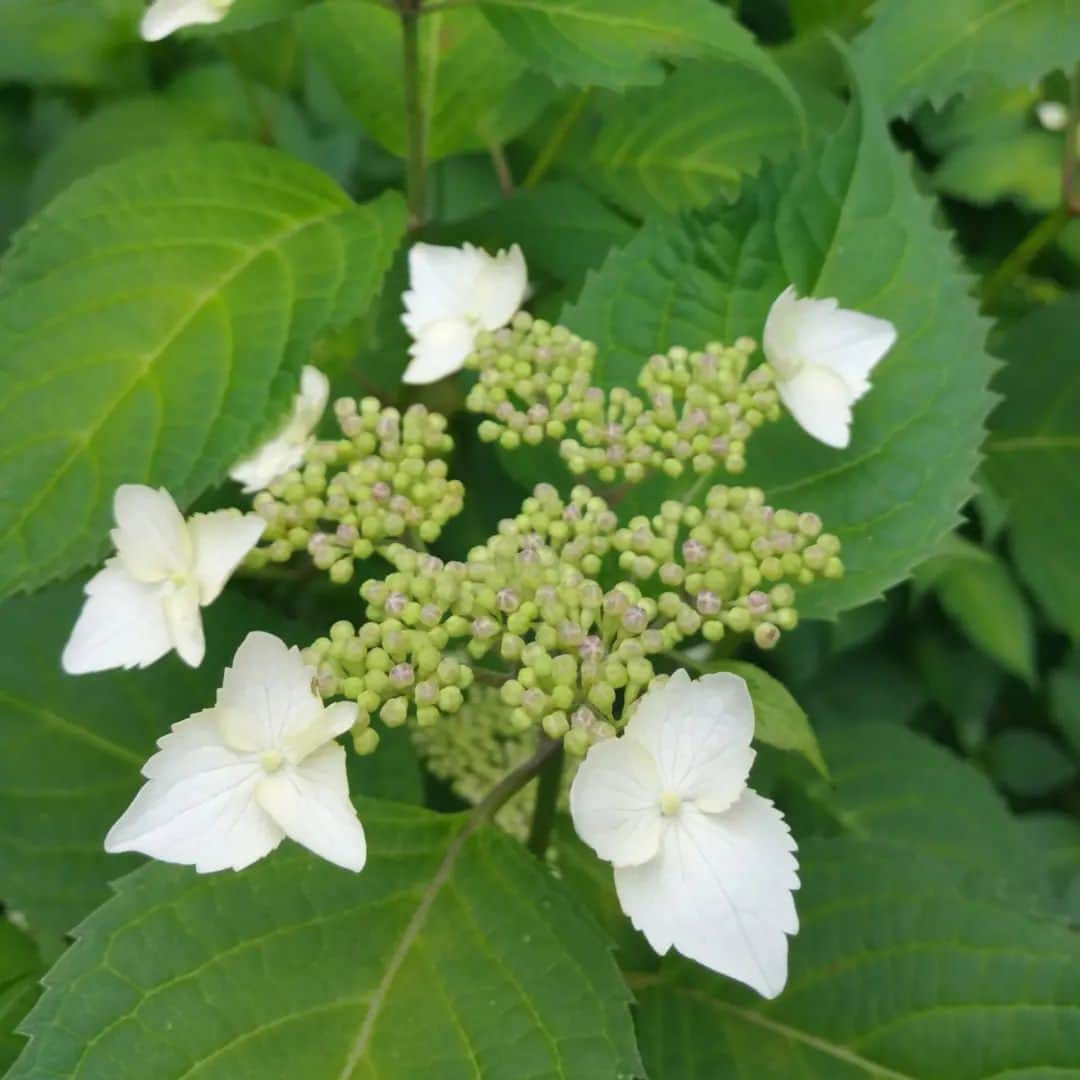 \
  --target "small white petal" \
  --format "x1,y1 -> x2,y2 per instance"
401,318 -> 478,385
162,580 -> 205,668
62,563 -> 172,674
188,510 -> 265,605
763,285 -> 896,449
615,792 -> 799,999
402,243 -> 489,335
228,366 -> 329,493
140,0 -> 232,41
570,736 -> 663,868
1037,101 -> 1069,132
471,244 -> 528,330
216,631 -> 323,747
624,670 -> 755,814
282,700 -> 360,764
110,484 -> 190,583
255,743 -> 367,872
105,711 -> 279,873
777,365 -> 854,449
